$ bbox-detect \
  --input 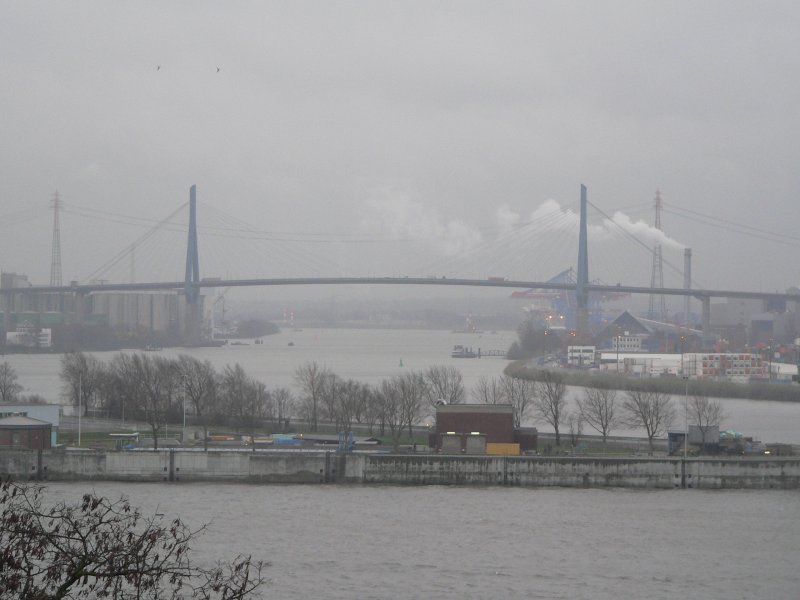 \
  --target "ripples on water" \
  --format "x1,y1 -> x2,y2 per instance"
44,482 -> 800,600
